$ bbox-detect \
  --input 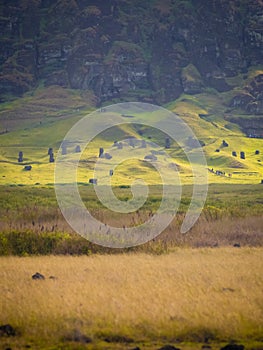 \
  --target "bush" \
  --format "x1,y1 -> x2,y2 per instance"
0,231 -> 92,256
